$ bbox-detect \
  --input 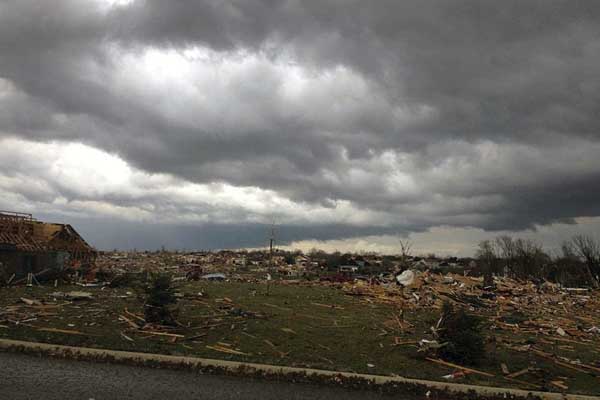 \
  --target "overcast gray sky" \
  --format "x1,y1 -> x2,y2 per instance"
1,0 -> 600,255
